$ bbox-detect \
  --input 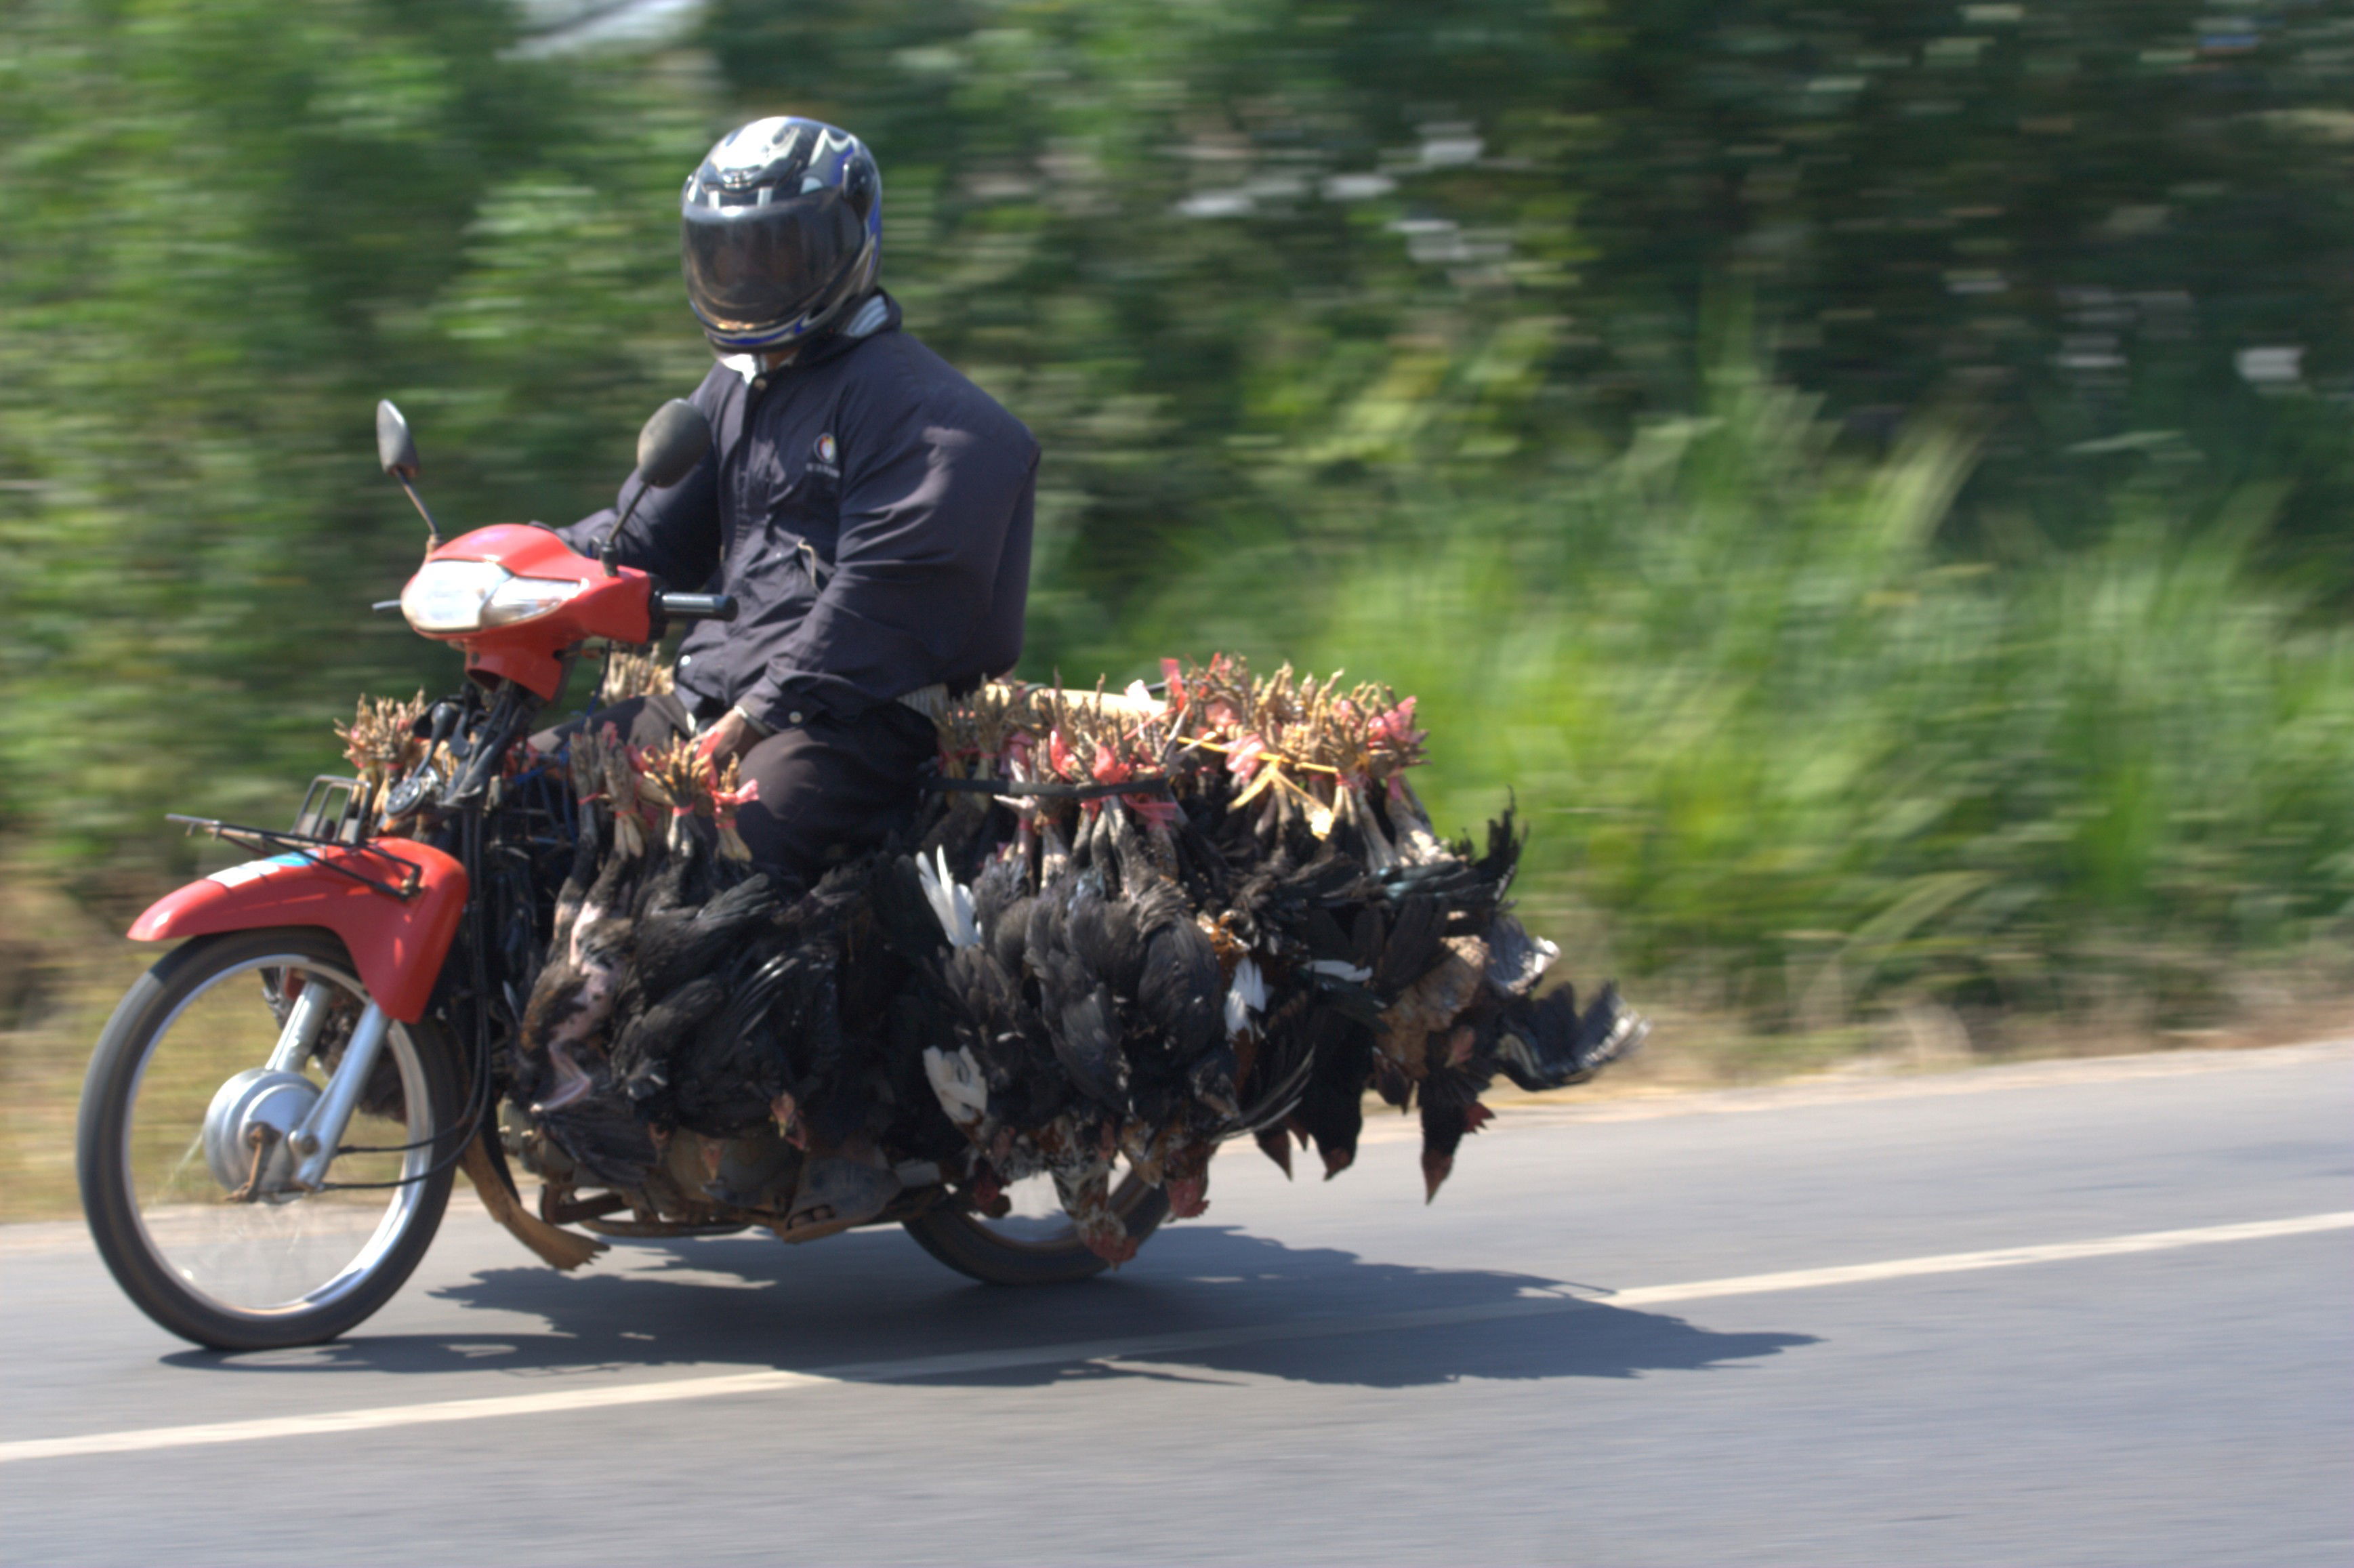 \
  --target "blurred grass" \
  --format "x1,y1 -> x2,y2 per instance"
0,875 -> 148,1221
1083,348 -> 2354,1046
1297,362 -> 2354,1032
